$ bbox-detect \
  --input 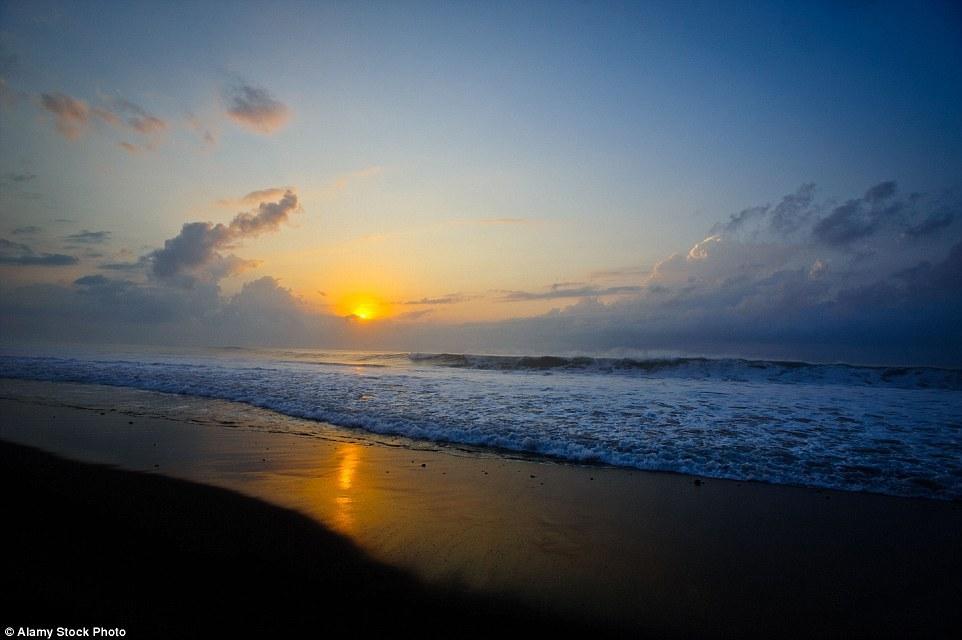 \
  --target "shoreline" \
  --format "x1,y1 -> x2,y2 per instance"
1,375 -> 956,502
3,378 -> 962,637
2,440 -> 612,638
